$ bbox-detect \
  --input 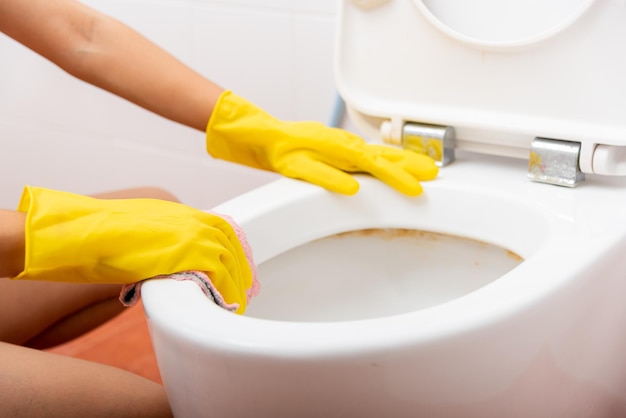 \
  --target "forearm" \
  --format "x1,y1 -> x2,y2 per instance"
0,0 -> 224,131
0,210 -> 25,278
66,10 -> 225,131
